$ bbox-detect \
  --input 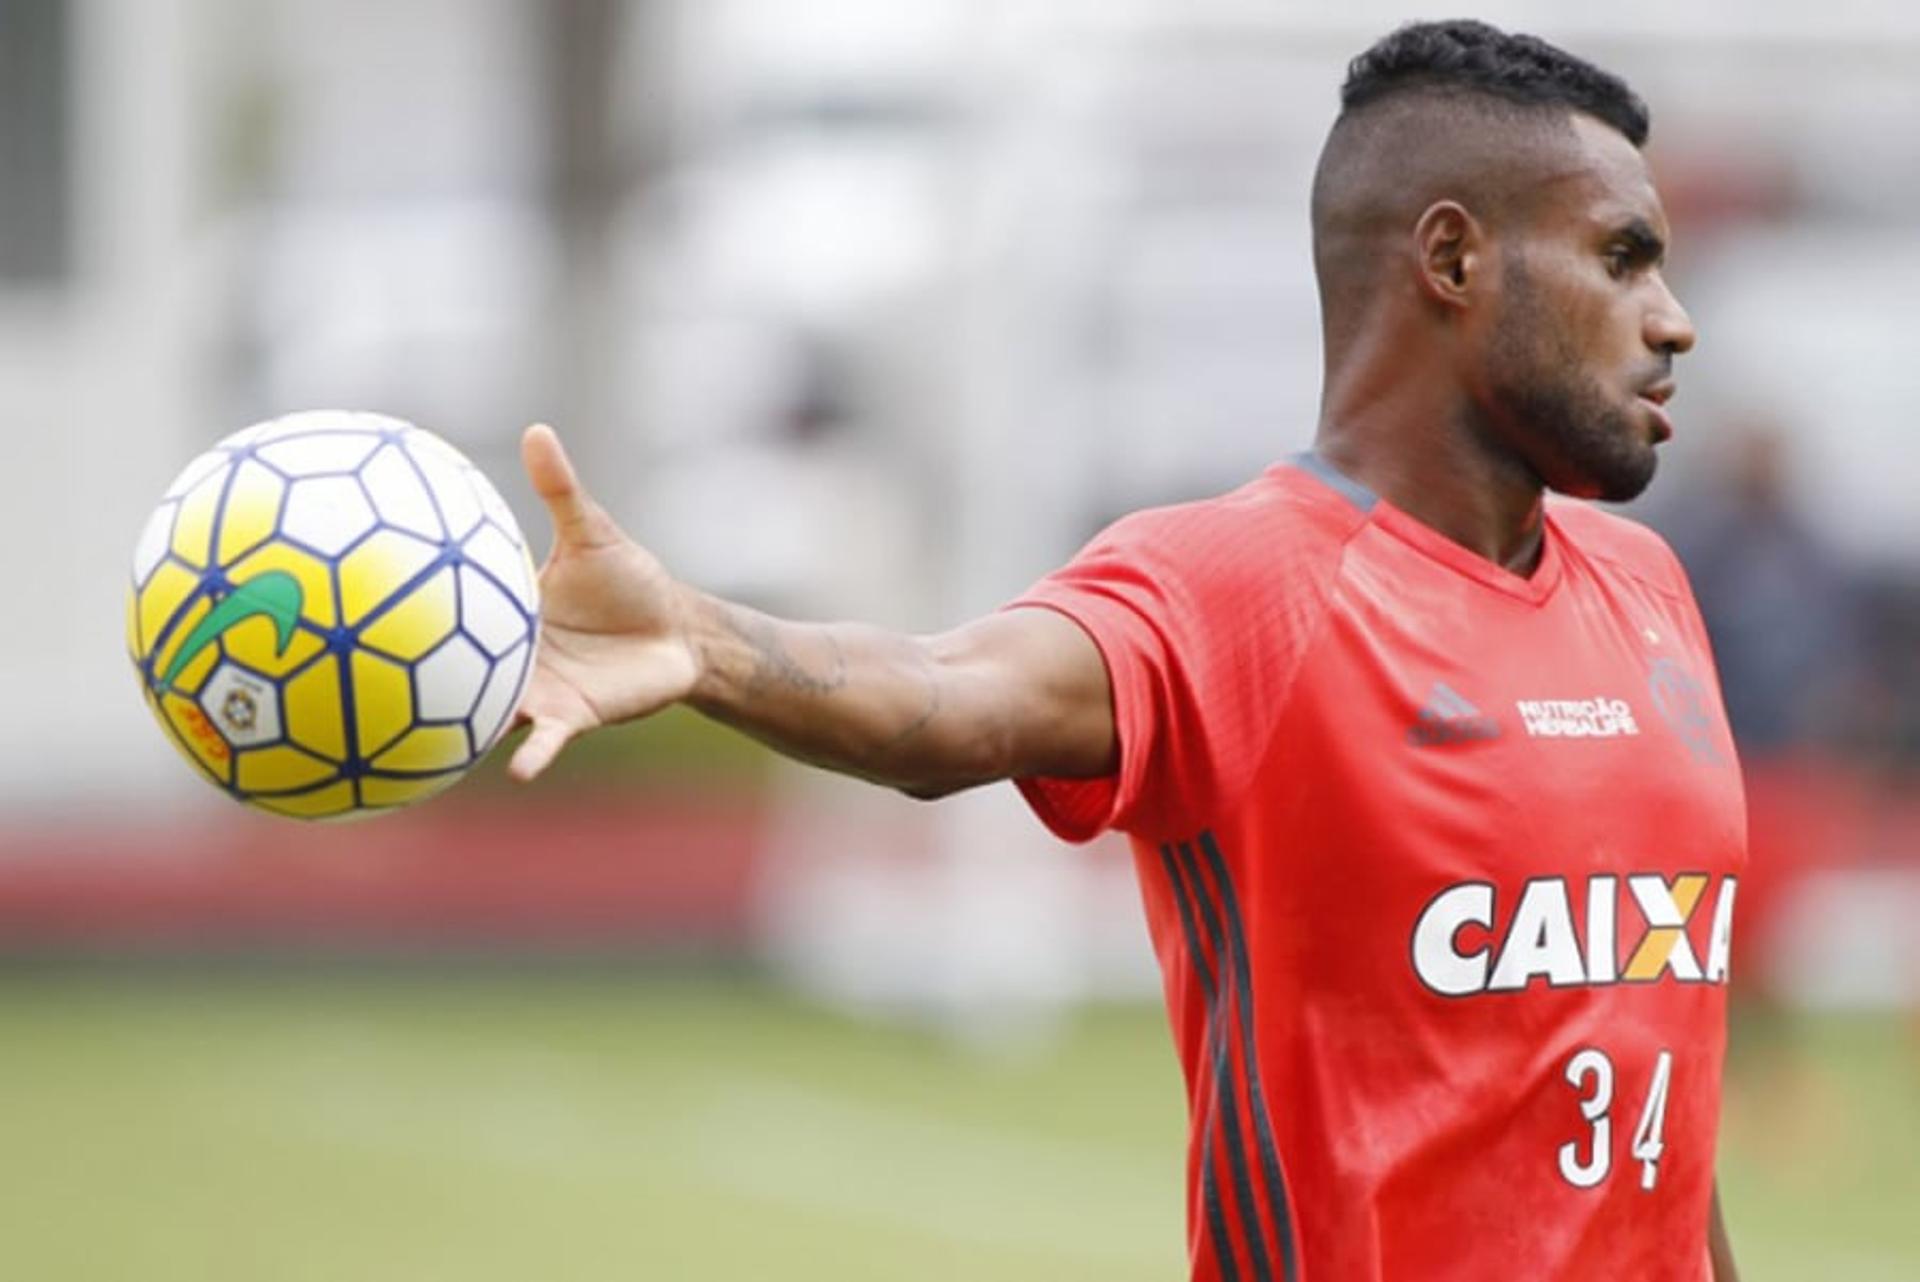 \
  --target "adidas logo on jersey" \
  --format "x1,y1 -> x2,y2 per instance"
1408,682 -> 1501,746
1411,873 -> 1737,997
